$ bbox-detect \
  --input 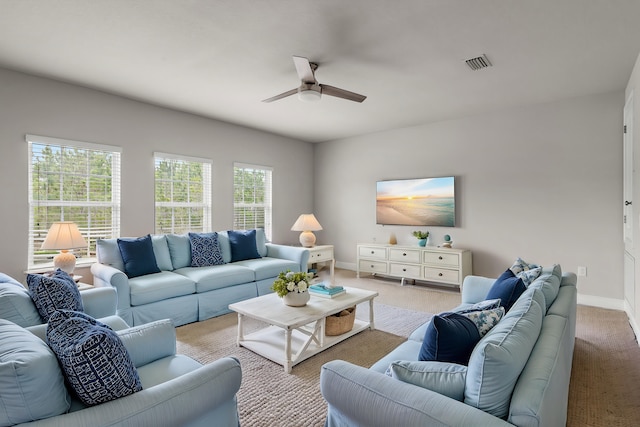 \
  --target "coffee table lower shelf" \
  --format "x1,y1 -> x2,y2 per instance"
238,318 -> 371,373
